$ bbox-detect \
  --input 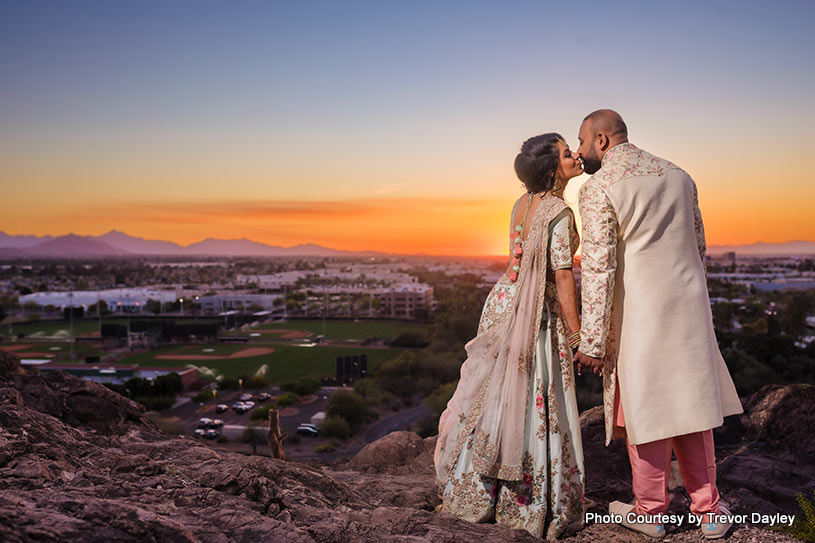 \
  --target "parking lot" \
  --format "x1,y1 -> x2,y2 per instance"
165,386 -> 429,460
